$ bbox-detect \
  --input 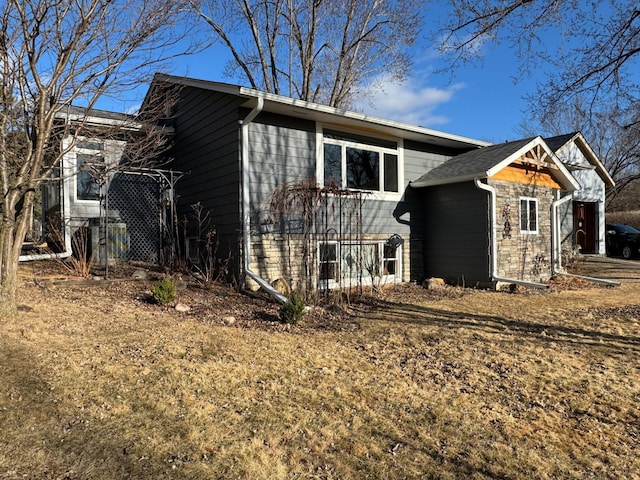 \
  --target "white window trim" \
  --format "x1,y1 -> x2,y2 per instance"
316,123 -> 404,201
73,150 -> 104,204
67,136 -> 127,204
519,196 -> 538,234
318,240 -> 340,290
317,240 -> 403,290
